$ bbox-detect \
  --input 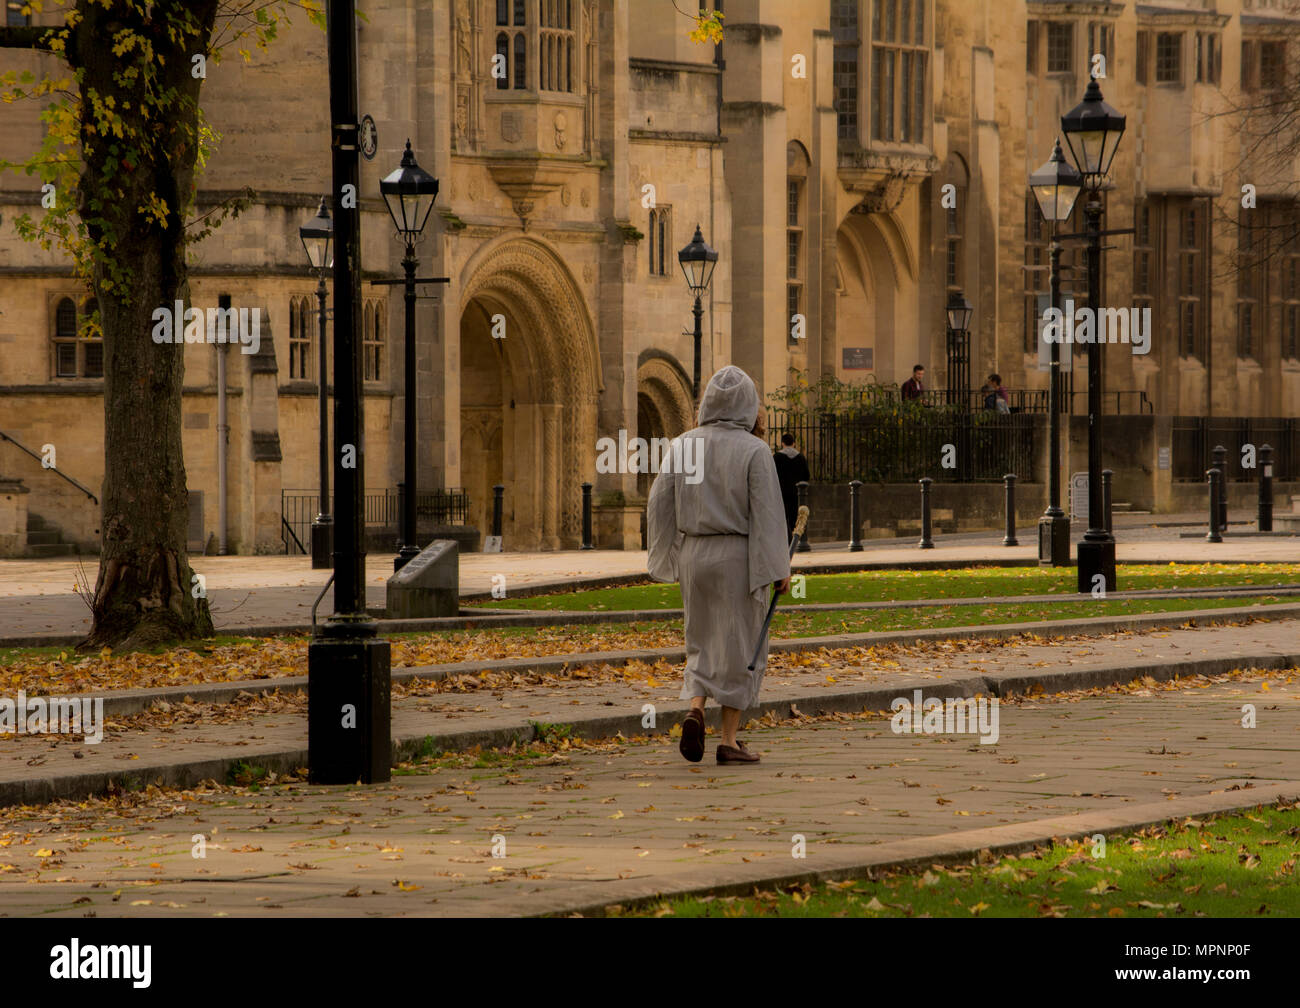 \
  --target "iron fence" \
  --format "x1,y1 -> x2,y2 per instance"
281,488 -> 470,555
821,386 -> 1150,415
1171,417 -> 1300,482
766,408 -> 1036,484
